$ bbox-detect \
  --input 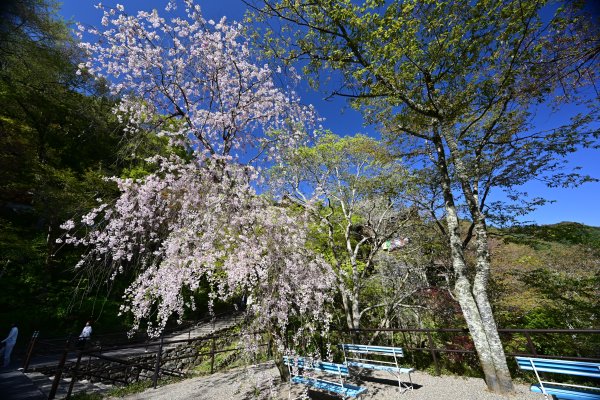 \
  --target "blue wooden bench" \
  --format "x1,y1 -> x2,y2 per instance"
340,344 -> 415,393
283,356 -> 368,399
516,356 -> 600,400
